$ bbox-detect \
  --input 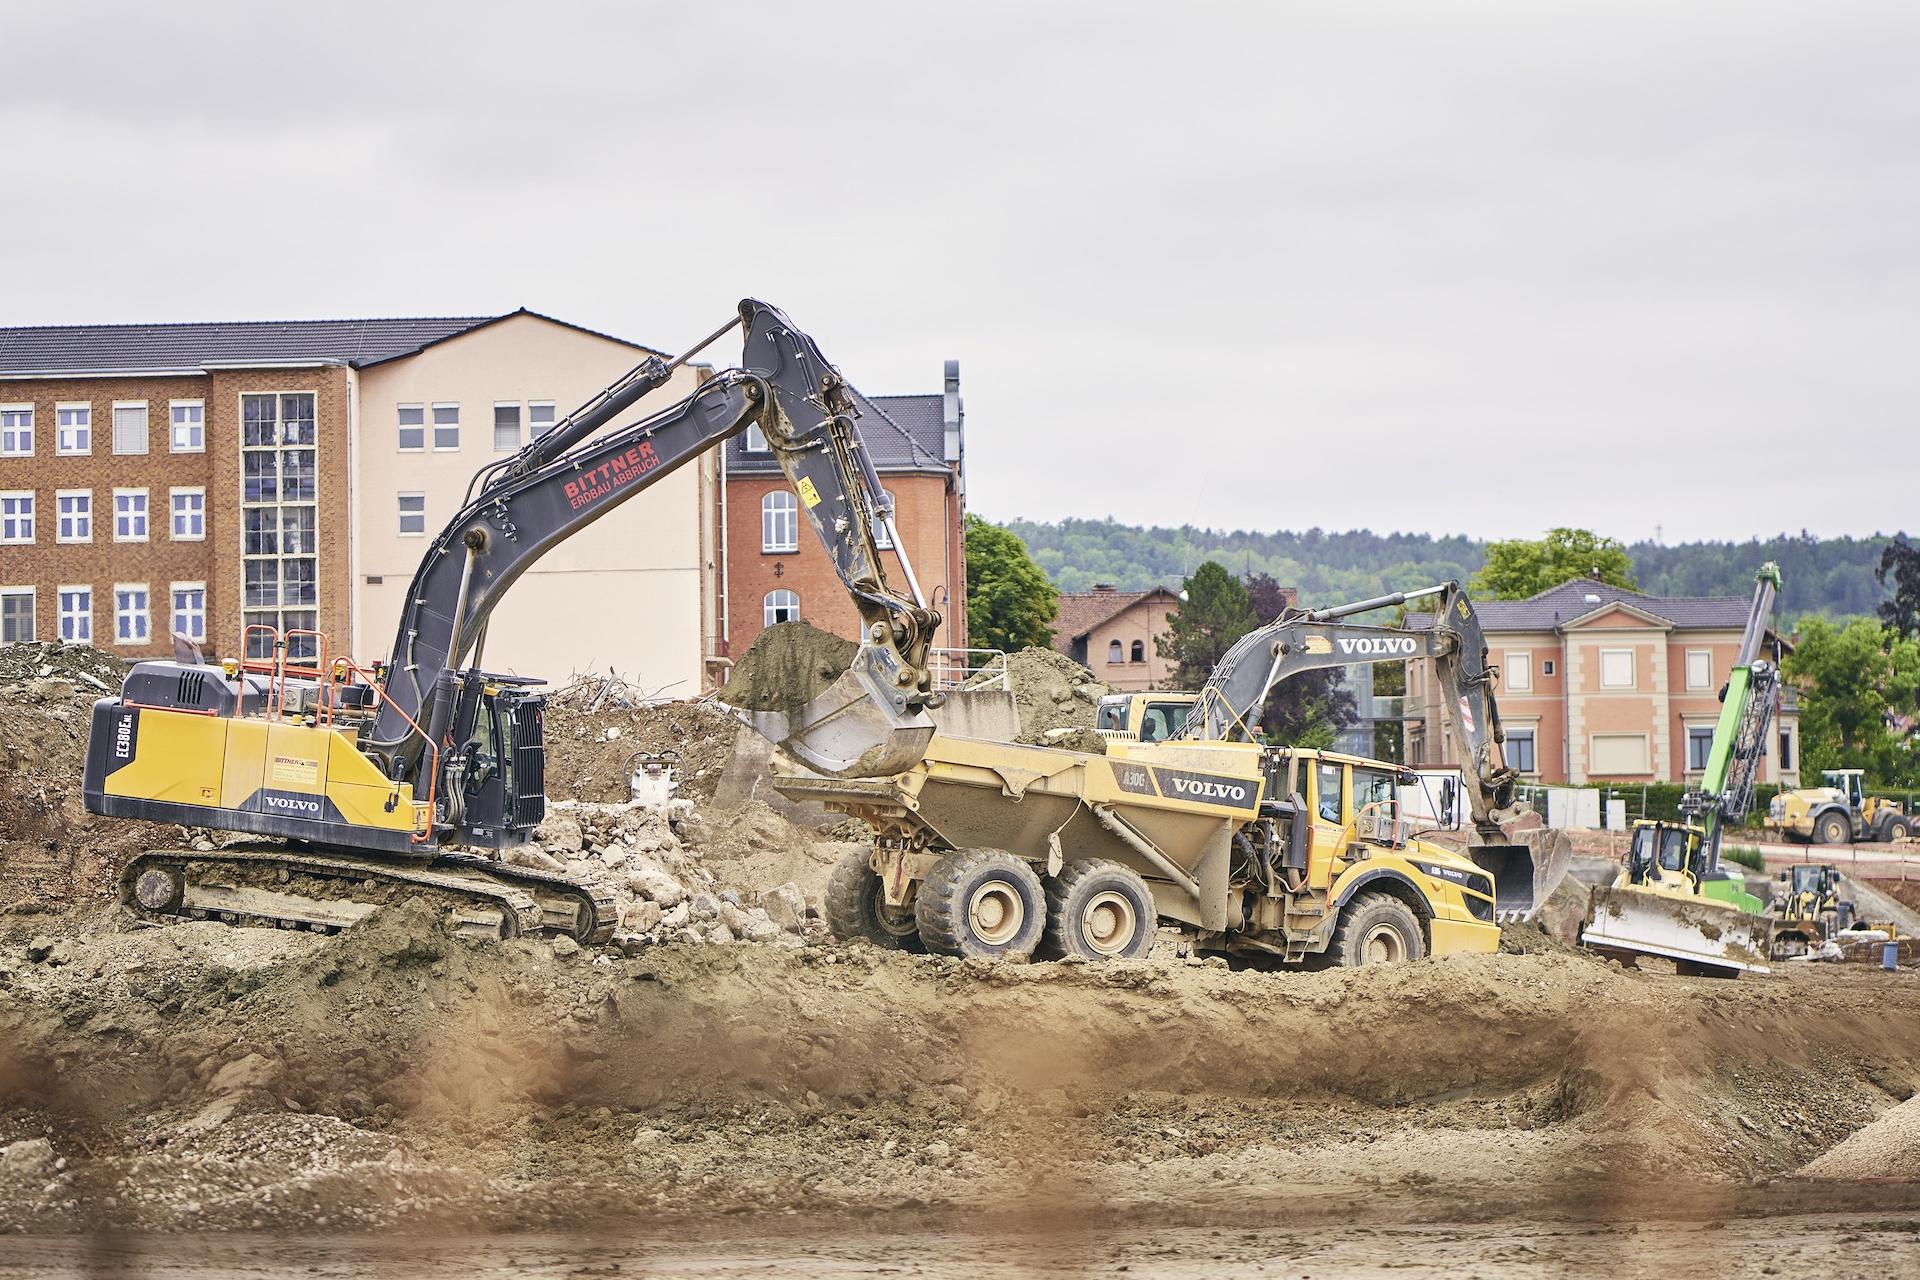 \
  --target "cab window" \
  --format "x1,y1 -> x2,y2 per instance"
1658,828 -> 1688,872
1096,702 -> 1125,732
1140,702 -> 1187,743
1353,767 -> 1395,814
1316,762 -> 1344,823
